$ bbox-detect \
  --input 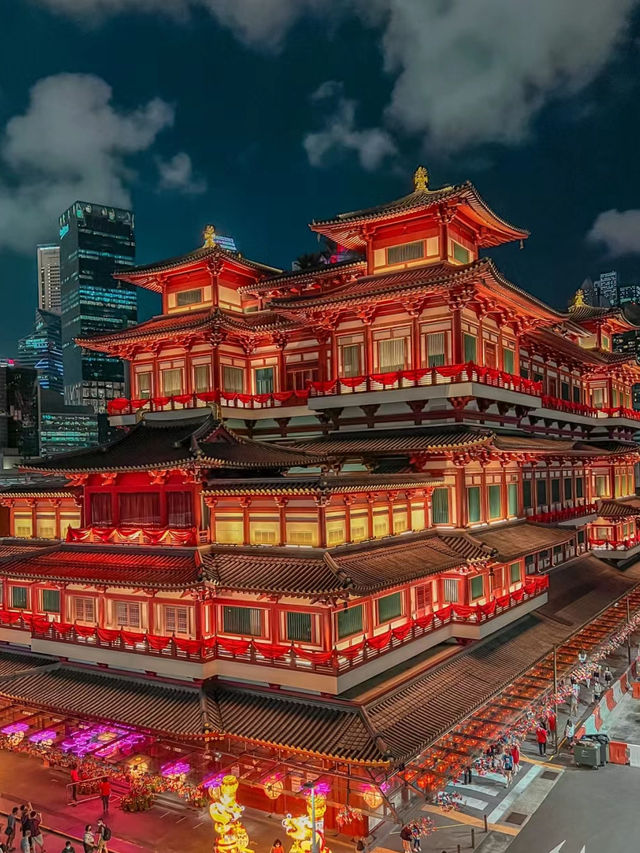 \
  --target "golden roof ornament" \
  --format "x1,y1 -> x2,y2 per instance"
414,165 -> 429,191
203,224 -> 216,248
569,288 -> 587,311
